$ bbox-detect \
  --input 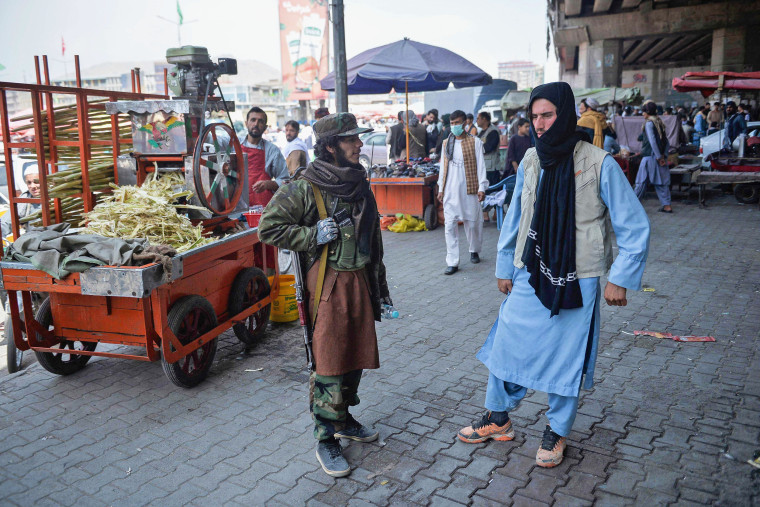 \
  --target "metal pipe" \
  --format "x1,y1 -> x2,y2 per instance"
164,68 -> 169,97
135,67 -> 142,93
330,0 -> 348,113
74,55 -> 82,87
405,81 -> 410,166
34,56 -> 41,85
42,55 -> 50,85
